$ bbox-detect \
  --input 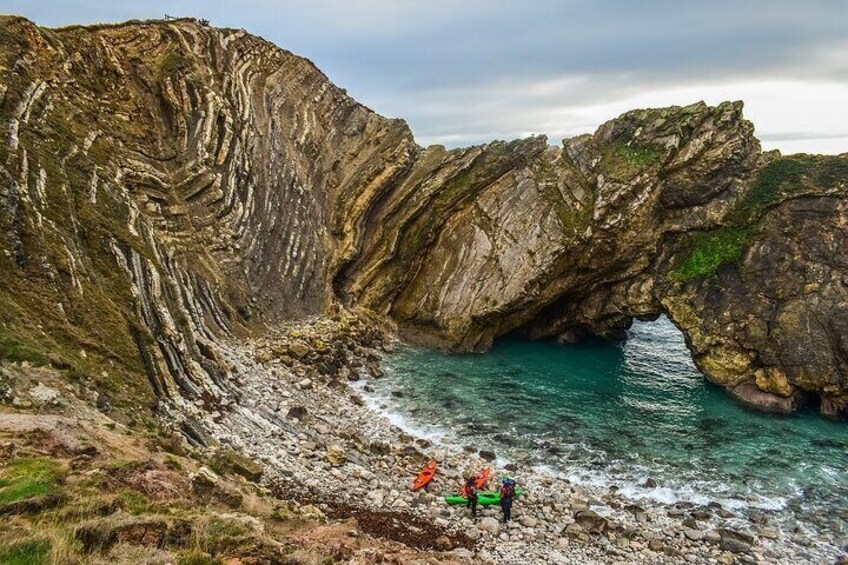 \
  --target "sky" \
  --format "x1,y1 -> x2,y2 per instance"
5,1 -> 848,154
